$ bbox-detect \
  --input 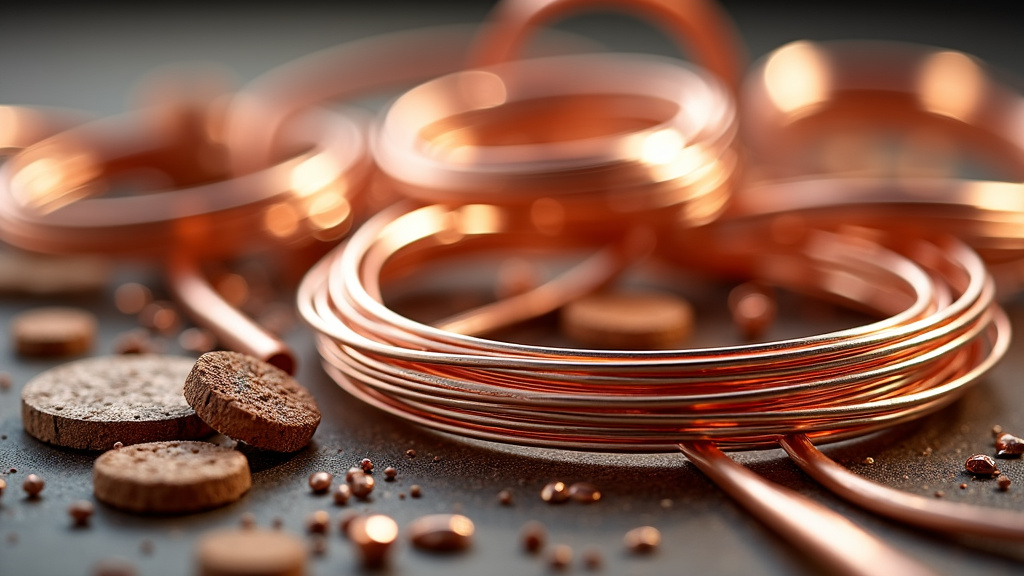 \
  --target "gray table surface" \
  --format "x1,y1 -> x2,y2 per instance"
2,2 -> 1023,575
